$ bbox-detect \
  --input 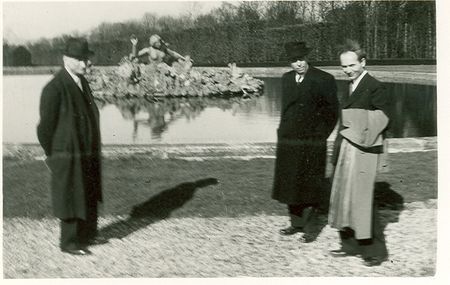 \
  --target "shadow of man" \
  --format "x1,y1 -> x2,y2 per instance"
300,177 -> 332,243
373,181 -> 404,247
99,178 -> 218,240
374,181 -> 404,211
301,180 -> 404,244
